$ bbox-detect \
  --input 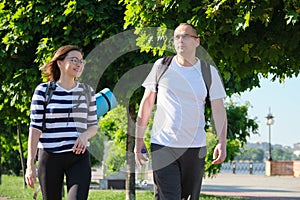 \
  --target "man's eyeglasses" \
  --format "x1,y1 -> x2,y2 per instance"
174,34 -> 199,40
67,57 -> 86,66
